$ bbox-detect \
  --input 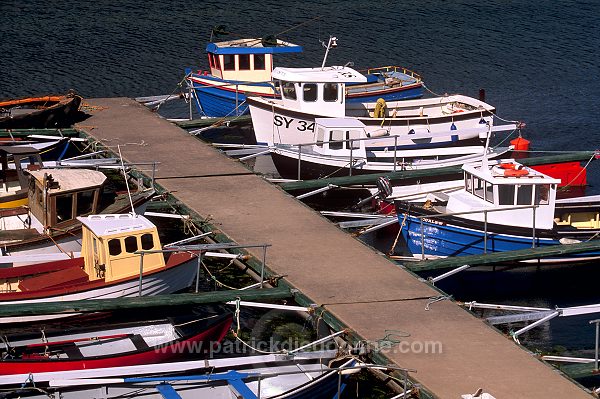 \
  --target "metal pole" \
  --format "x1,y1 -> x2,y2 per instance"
151,162 -> 156,191
349,139 -> 353,177
260,245 -> 267,288
297,144 -> 302,180
595,321 -> 599,371
138,253 -> 144,297
393,136 -> 398,172
484,210 -> 488,254
420,218 -> 425,260
532,206 -> 536,248
188,84 -> 193,120
195,252 -> 204,293
235,85 -> 239,116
